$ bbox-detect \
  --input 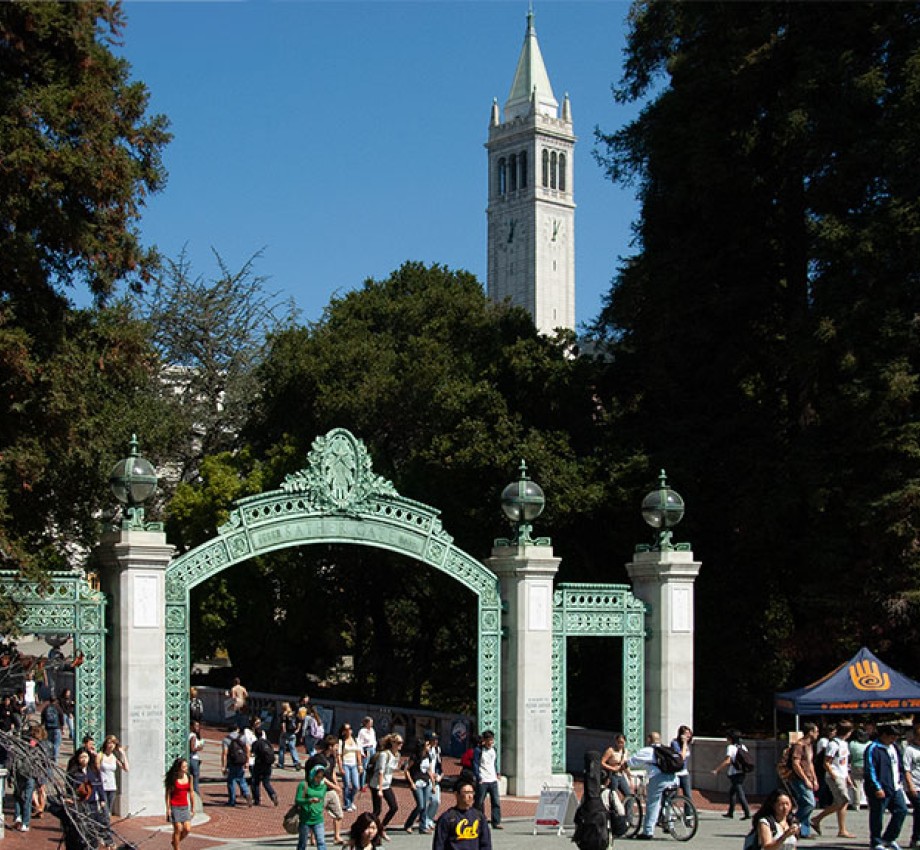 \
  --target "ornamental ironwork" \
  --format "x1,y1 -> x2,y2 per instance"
551,582 -> 646,772
0,569 -> 106,744
164,428 -> 501,765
